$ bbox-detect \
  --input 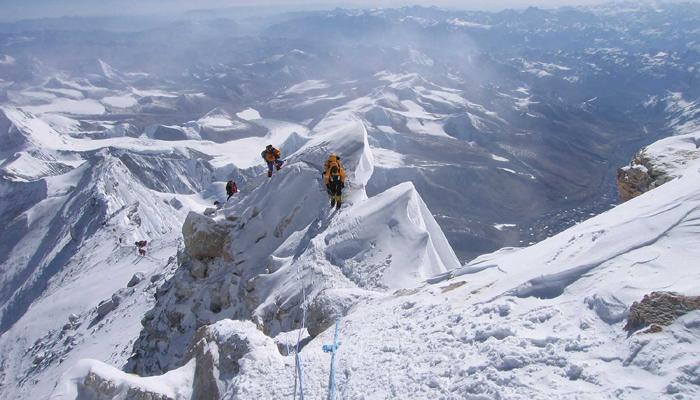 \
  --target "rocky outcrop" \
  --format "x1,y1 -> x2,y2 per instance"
624,291 -> 700,333
52,321 -> 281,400
127,253 -> 245,376
81,372 -> 172,400
182,212 -> 232,260
617,132 -> 700,203
95,287 -> 134,322
127,272 -> 145,288
182,320 -> 280,399
0,107 -> 27,149
617,153 -> 667,203
50,357 -> 195,400
617,163 -> 652,203
307,288 -> 380,337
